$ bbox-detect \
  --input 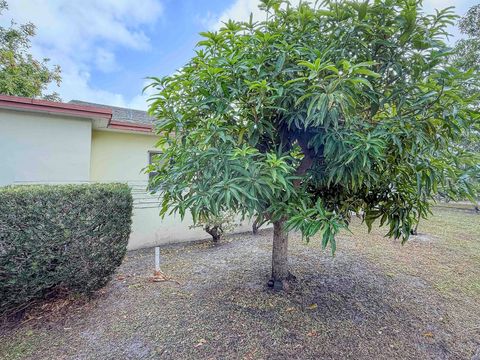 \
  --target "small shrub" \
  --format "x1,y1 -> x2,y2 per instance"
0,183 -> 133,316
191,212 -> 238,242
